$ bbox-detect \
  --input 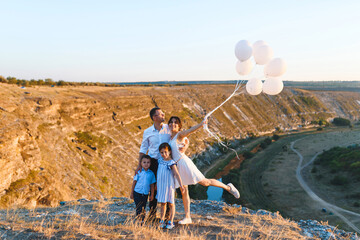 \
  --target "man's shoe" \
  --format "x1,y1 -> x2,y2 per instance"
227,183 -> 240,199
